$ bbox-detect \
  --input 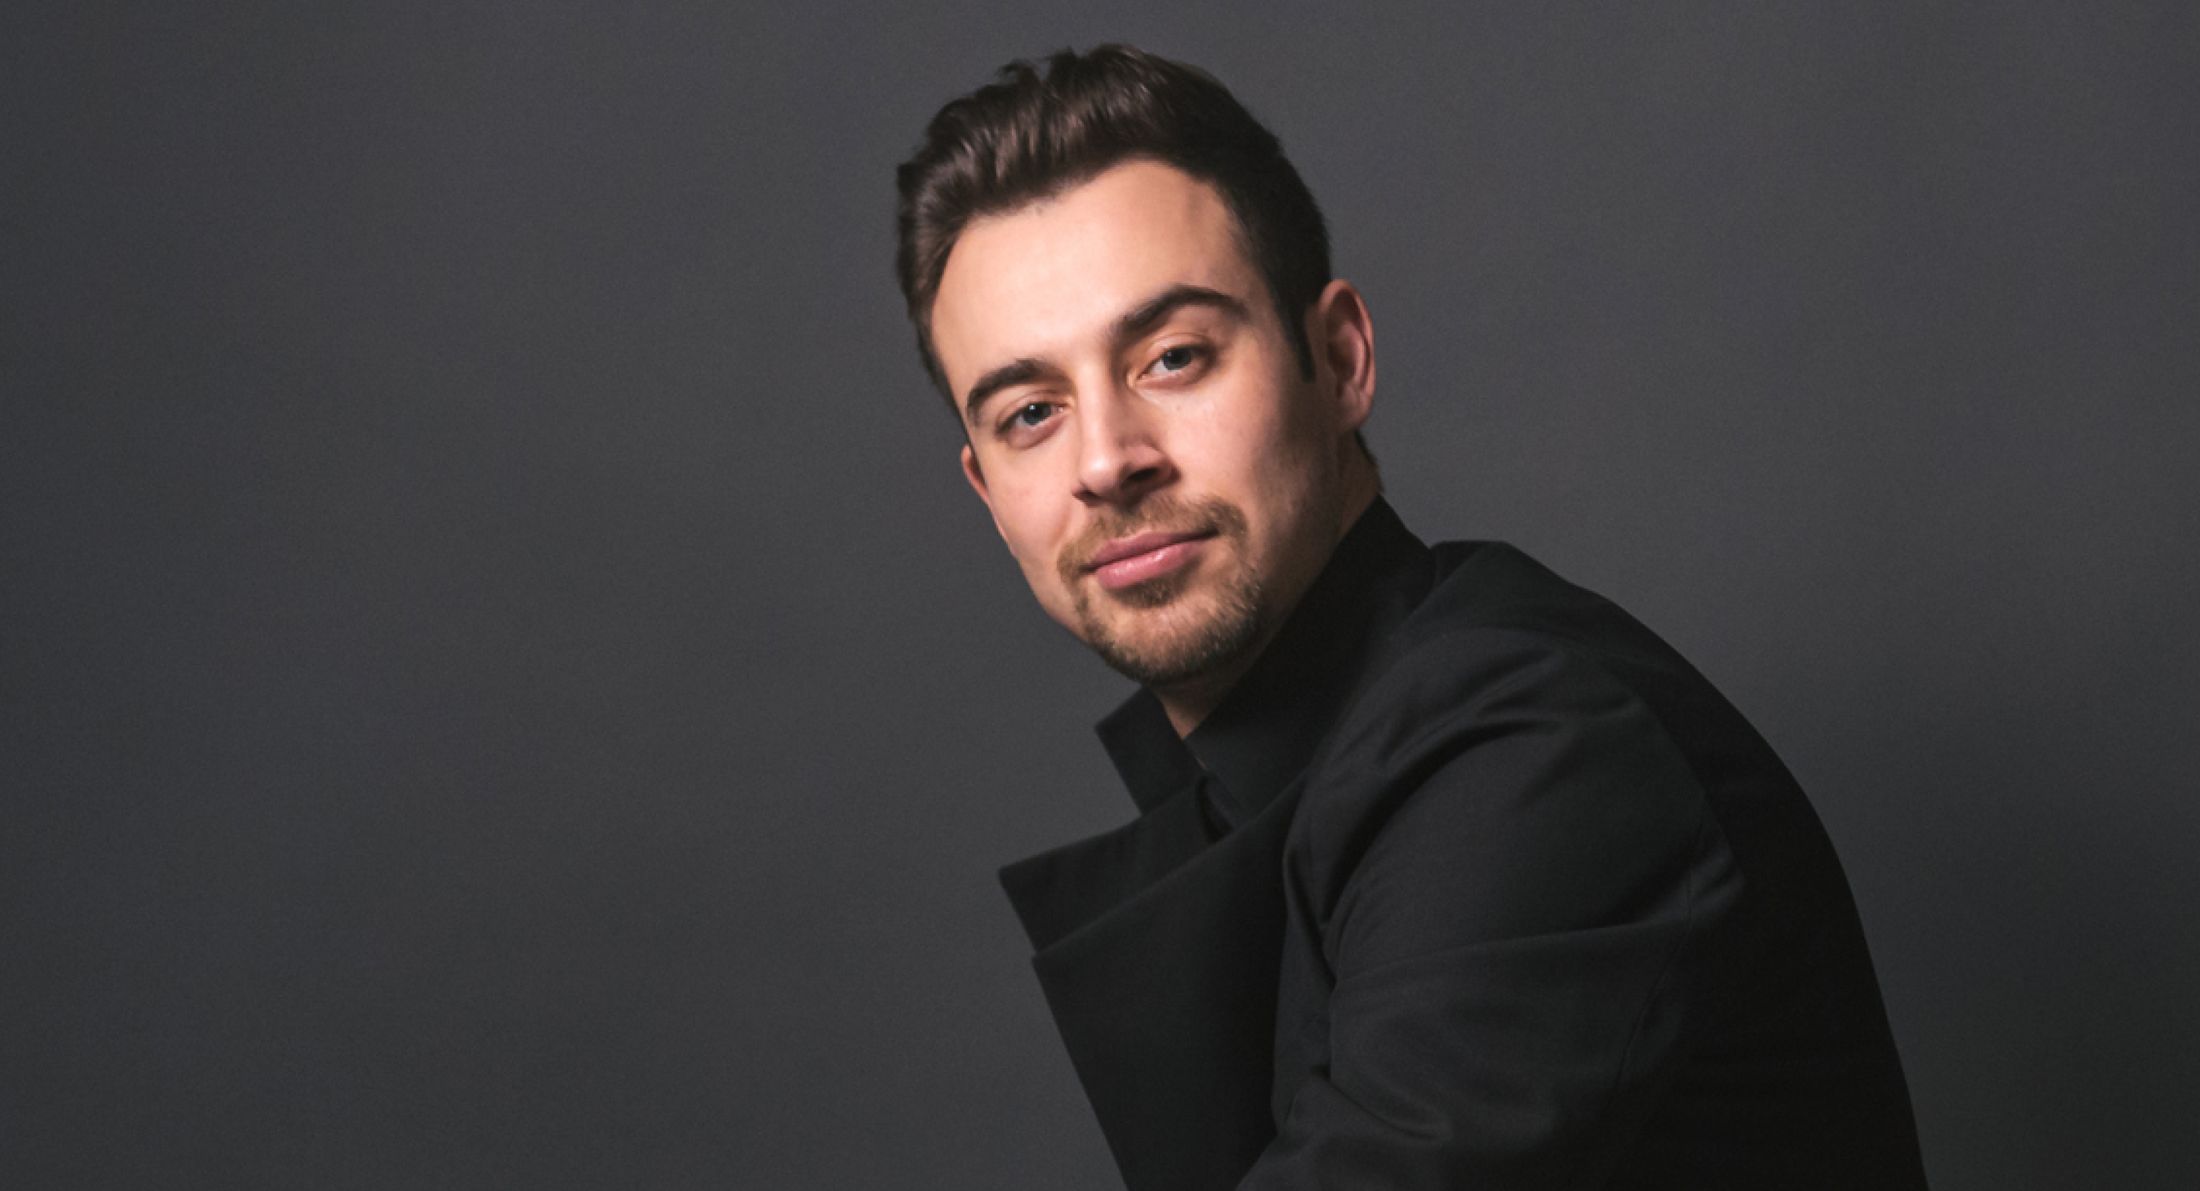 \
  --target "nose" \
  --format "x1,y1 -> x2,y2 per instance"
1075,385 -> 1173,506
